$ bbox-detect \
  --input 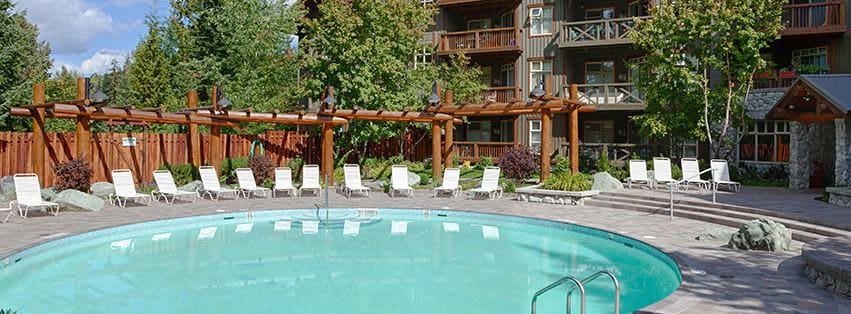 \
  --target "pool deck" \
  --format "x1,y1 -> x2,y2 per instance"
1,190 -> 849,313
